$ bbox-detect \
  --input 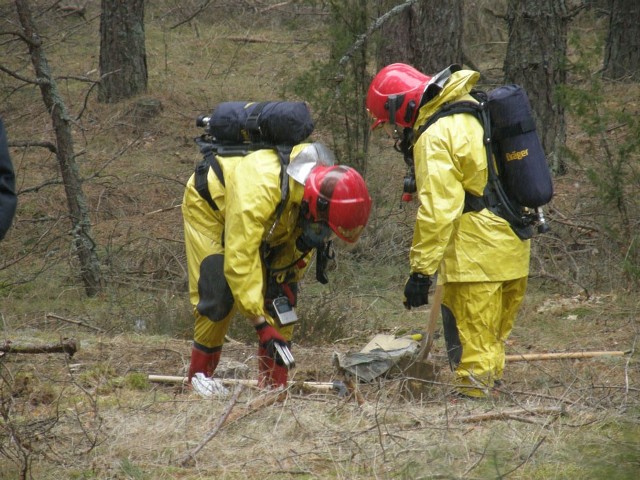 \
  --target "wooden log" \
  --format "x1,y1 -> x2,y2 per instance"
506,350 -> 629,362
0,338 -> 78,357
